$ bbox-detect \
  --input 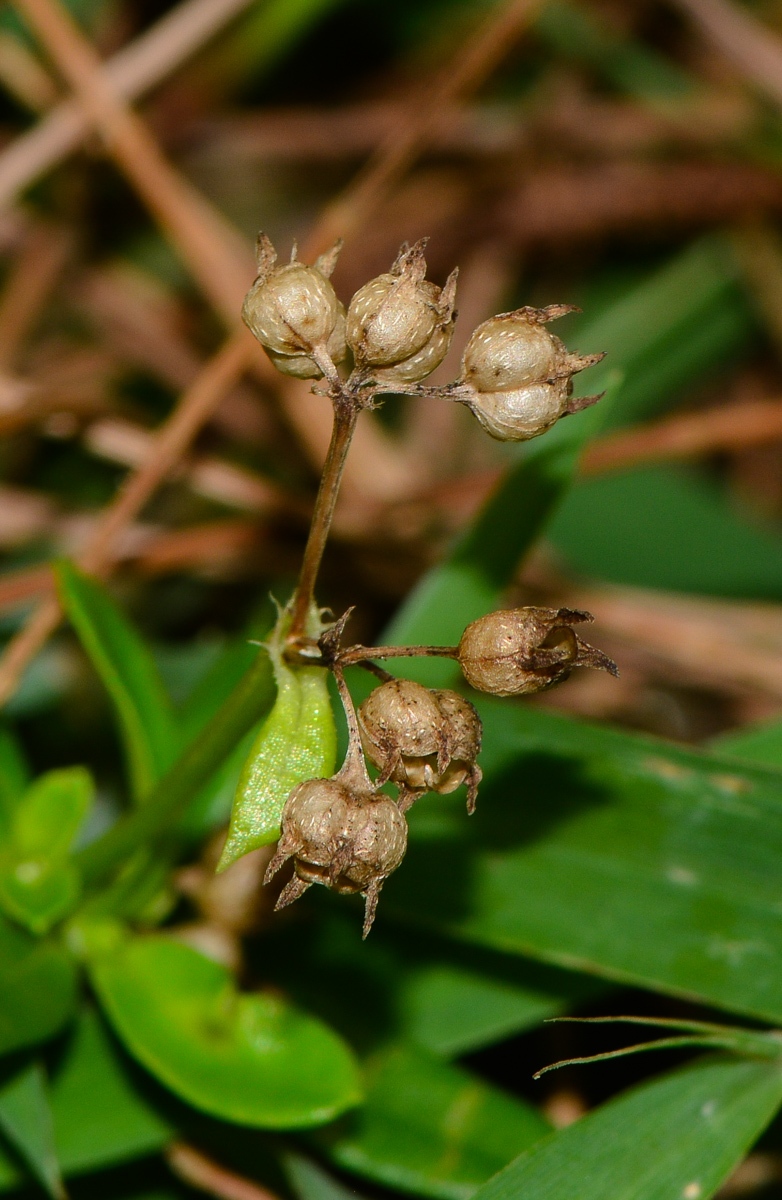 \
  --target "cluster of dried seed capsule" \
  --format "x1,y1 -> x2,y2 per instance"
264,608 -> 616,937
241,235 -> 605,440
240,235 -> 616,936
